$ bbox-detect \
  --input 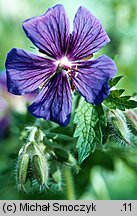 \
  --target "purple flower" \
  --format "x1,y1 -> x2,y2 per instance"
5,5 -> 117,126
